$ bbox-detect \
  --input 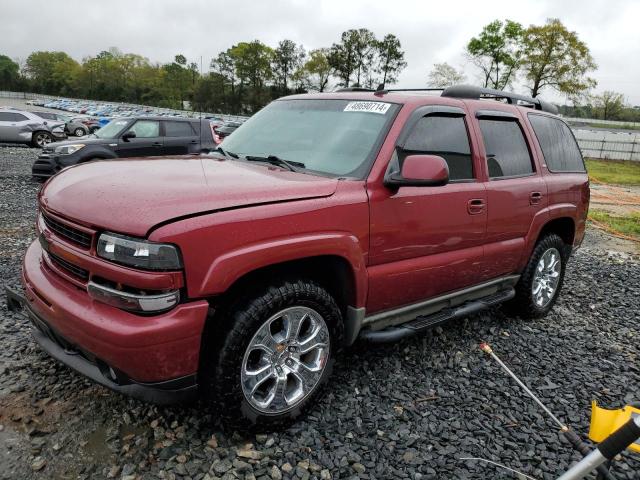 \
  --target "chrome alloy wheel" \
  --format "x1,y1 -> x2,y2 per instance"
35,132 -> 52,147
532,247 -> 561,307
241,306 -> 330,414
